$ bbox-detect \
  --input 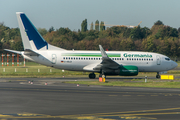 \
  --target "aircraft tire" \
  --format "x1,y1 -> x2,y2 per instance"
89,73 -> 96,79
156,74 -> 160,79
